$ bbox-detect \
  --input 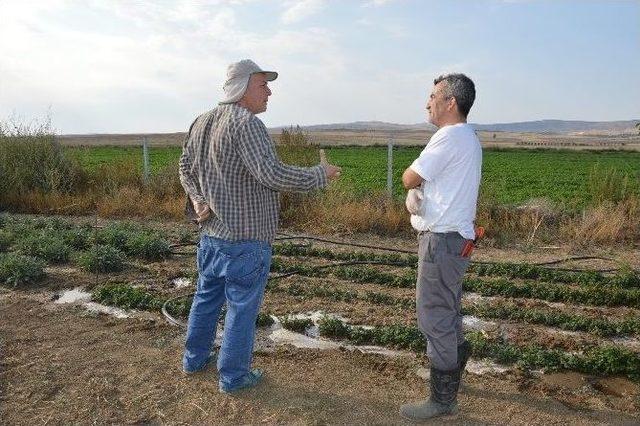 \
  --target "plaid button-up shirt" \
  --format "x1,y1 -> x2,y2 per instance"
179,103 -> 327,242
